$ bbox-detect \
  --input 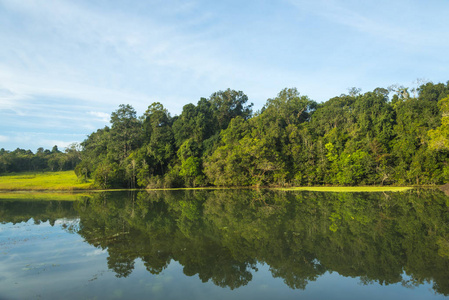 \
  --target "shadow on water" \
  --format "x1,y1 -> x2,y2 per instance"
1,189 -> 449,295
